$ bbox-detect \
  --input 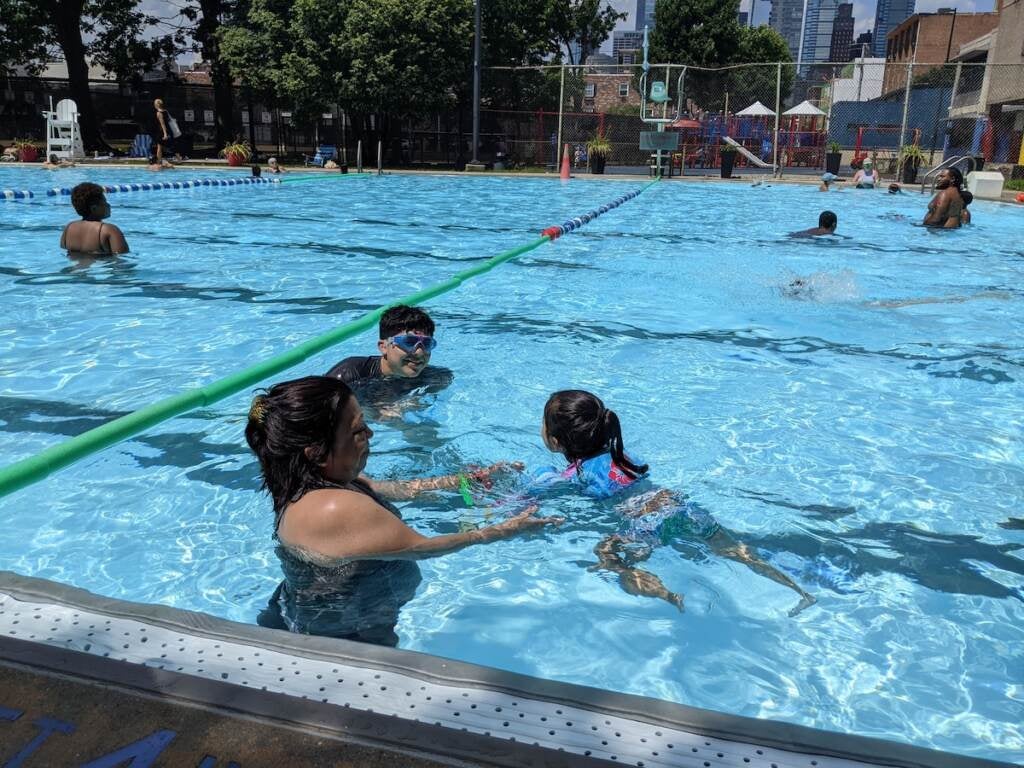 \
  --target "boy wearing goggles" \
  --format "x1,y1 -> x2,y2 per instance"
327,305 -> 446,387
